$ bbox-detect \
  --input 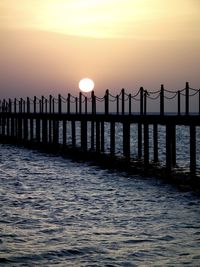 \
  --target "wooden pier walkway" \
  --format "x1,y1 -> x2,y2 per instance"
0,82 -> 200,186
